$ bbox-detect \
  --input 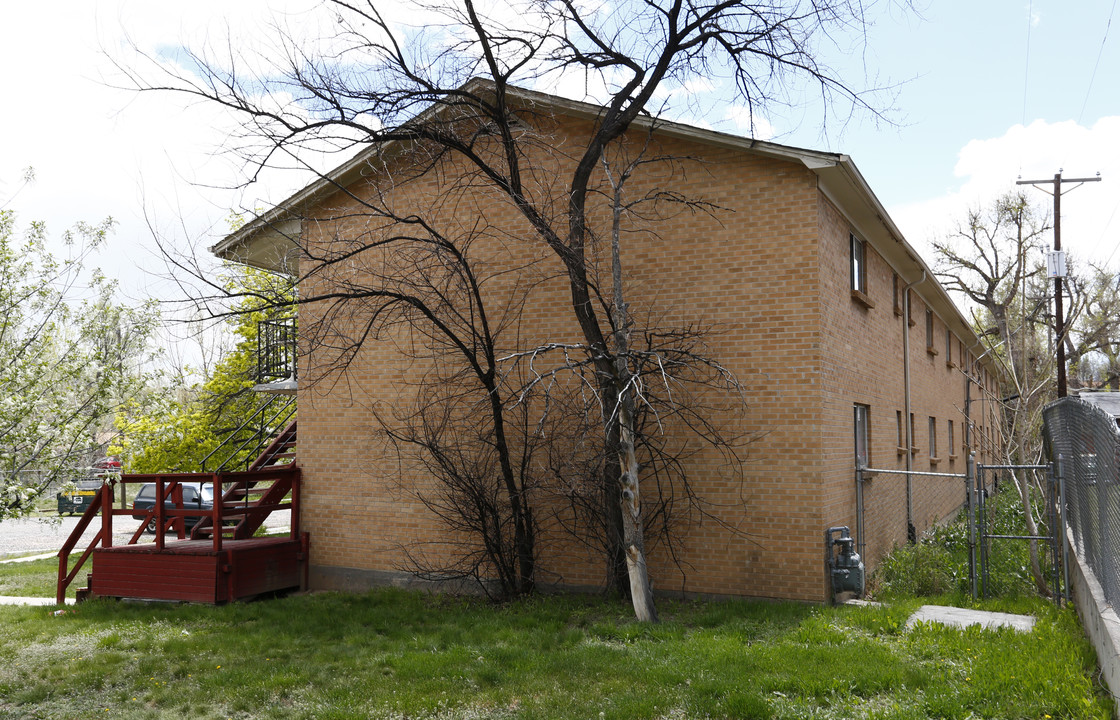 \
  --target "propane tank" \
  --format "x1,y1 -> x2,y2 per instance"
827,526 -> 865,599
